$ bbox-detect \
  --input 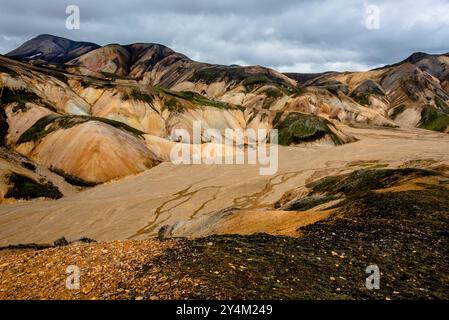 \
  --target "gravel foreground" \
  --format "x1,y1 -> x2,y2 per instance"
1,168 -> 448,300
